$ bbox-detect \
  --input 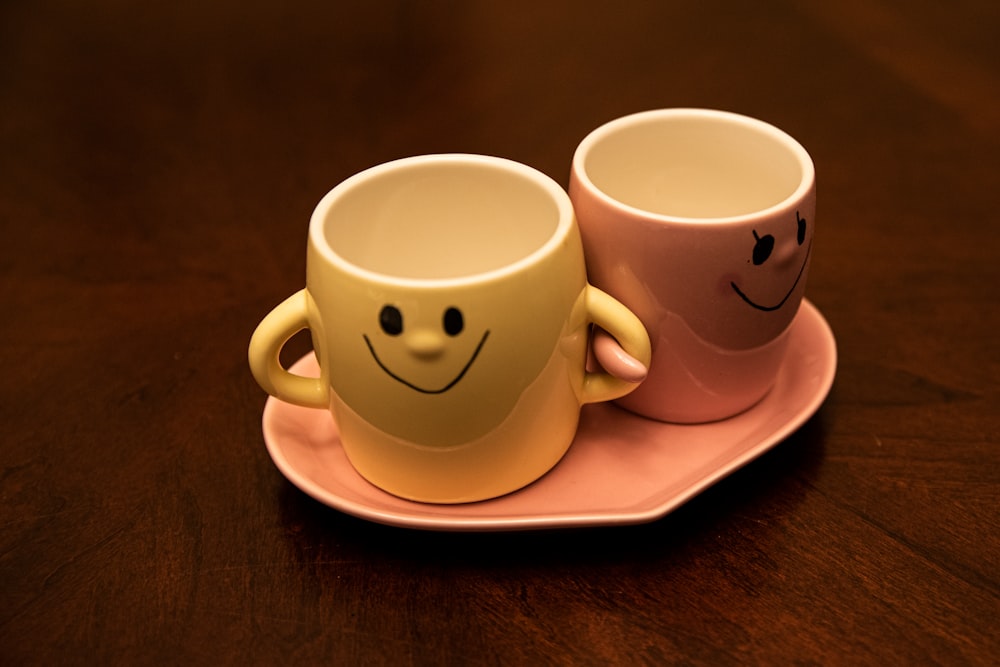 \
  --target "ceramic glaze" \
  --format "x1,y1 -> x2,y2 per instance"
249,154 -> 650,503
574,109 -> 816,423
